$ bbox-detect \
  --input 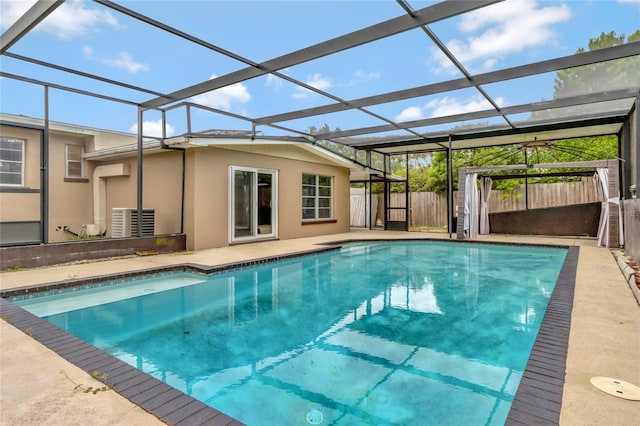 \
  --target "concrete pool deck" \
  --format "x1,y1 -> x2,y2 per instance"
1,231 -> 638,425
